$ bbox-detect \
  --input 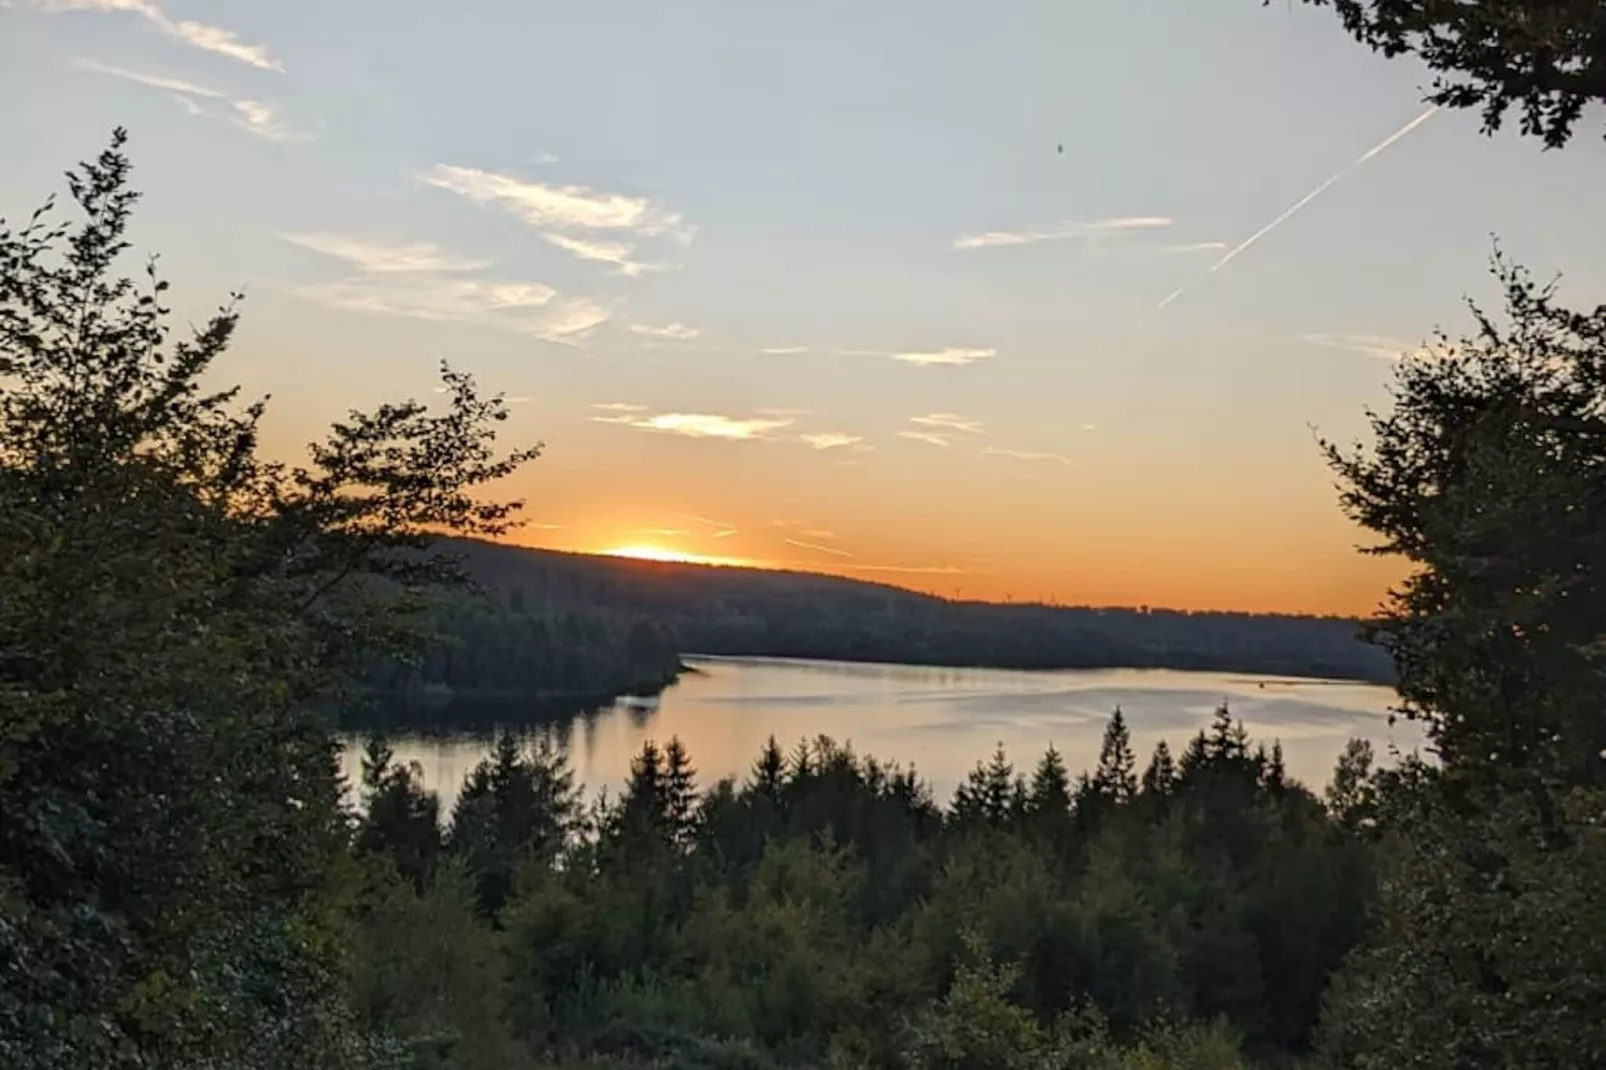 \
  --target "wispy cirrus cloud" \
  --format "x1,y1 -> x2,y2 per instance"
230,99 -> 308,142
72,57 -> 223,97
424,164 -> 691,275
758,345 -> 810,355
284,228 -> 605,343
36,0 -> 283,71
983,447 -> 1074,466
910,413 -> 985,436
898,430 -> 953,448
1300,333 -> 1440,362
542,234 -> 668,278
953,215 -> 1171,251
70,57 -> 305,139
891,347 -> 997,367
281,233 -> 492,274
630,322 -> 700,341
800,432 -> 864,451
675,512 -> 740,538
295,275 -> 606,340
591,409 -> 794,441
785,537 -> 854,558
1164,241 -> 1229,254
835,563 -> 966,575
424,165 -> 688,236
